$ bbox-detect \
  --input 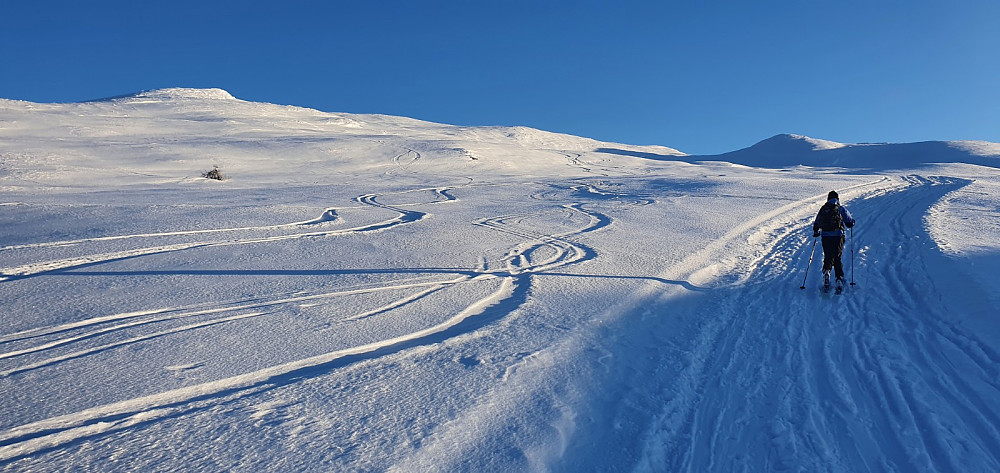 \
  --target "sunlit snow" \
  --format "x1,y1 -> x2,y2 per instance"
1,89 -> 998,472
